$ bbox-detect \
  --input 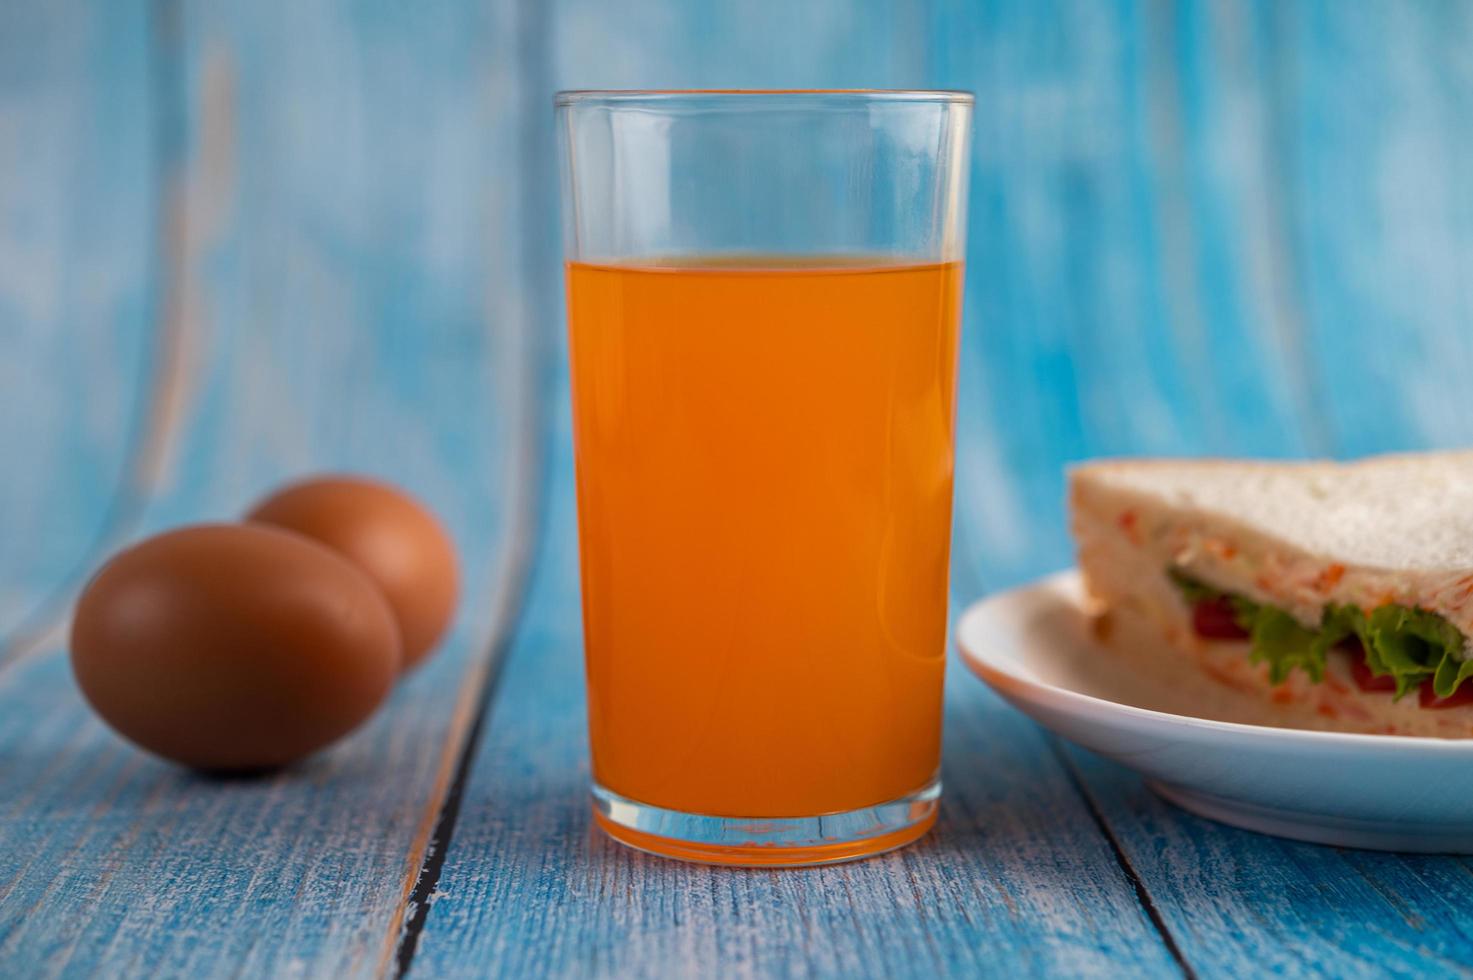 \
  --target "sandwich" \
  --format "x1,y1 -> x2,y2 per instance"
1069,451 -> 1473,737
